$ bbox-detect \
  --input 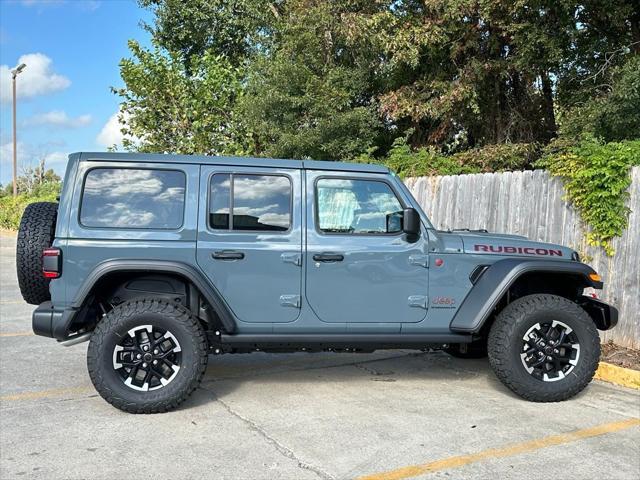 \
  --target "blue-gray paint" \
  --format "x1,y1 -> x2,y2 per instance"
47,152 -> 605,341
